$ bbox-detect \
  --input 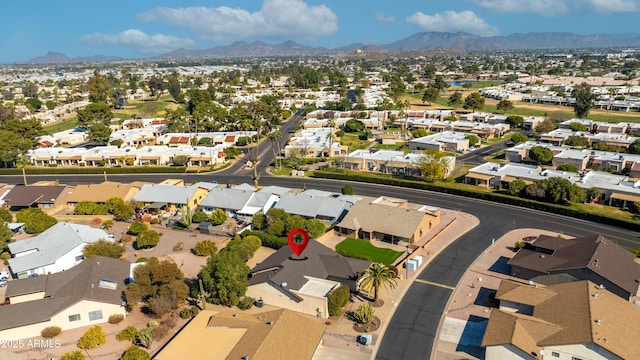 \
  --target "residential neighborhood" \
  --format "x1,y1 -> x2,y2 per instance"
2,12 -> 640,359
